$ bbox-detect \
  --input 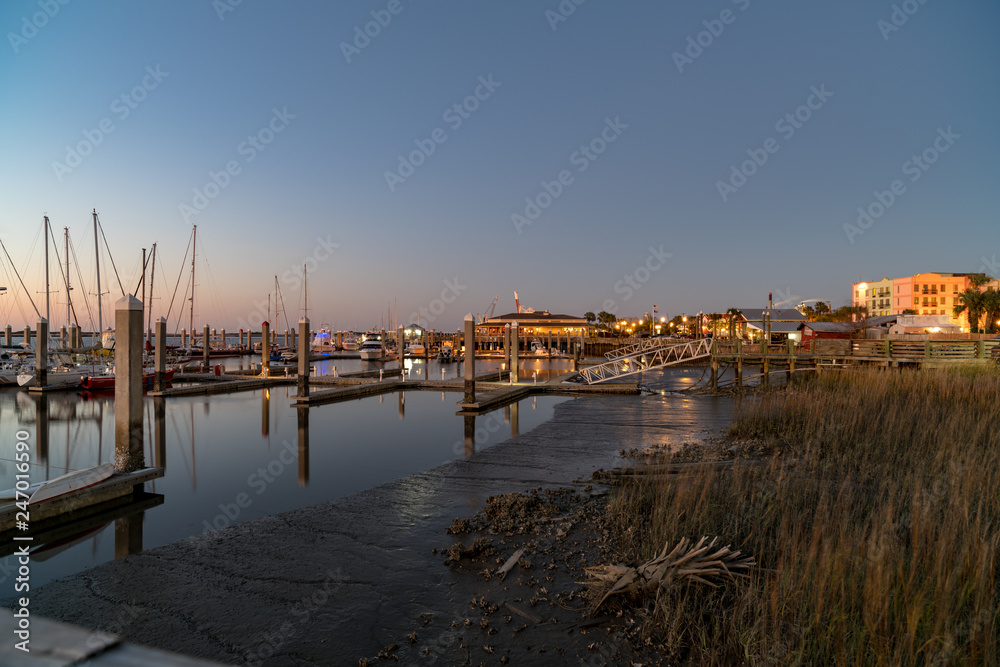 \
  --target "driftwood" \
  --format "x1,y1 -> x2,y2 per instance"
584,536 -> 755,613
497,547 -> 525,580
